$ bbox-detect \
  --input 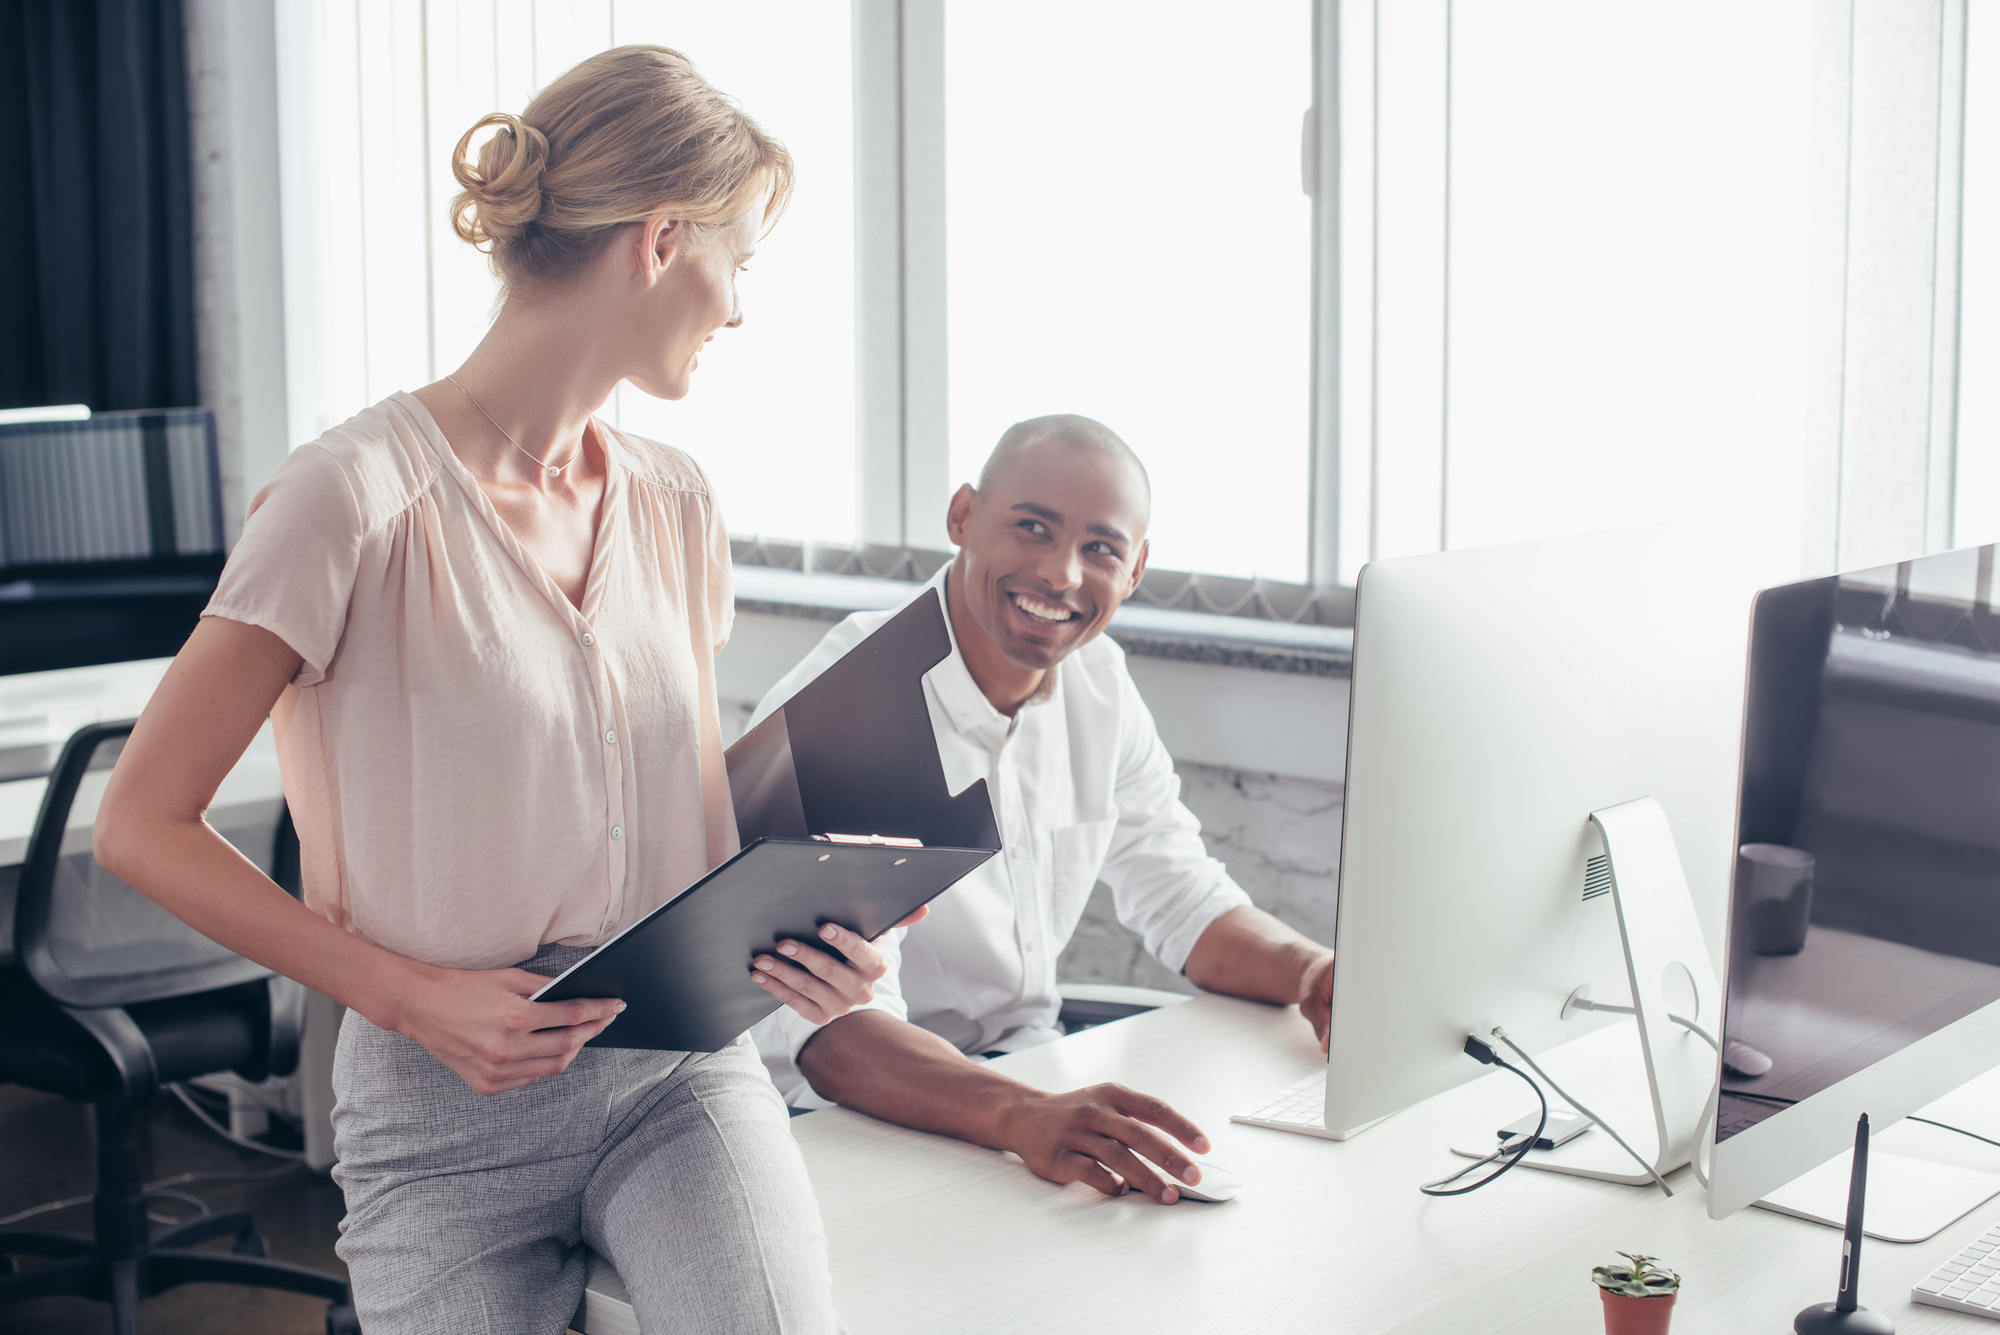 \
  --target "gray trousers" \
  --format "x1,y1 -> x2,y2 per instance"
330,946 -> 842,1335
